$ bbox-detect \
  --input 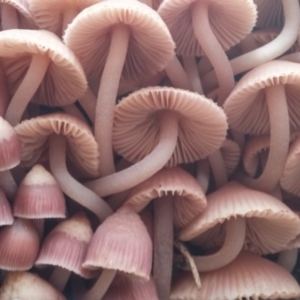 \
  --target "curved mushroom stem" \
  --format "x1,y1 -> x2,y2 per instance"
153,195 -> 173,300
185,217 -> 246,272
49,134 -> 113,222
95,26 -> 130,177
192,0 -> 235,105
208,149 -> 228,189
85,110 -> 179,197
1,4 -> 18,30
238,85 -> 290,192
83,269 -> 117,300
277,248 -> 298,272
5,54 -> 50,126
49,266 -> 71,292
182,56 -> 203,94
165,56 -> 191,90
32,219 -> 44,240
78,88 -> 97,123
202,0 -> 300,91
